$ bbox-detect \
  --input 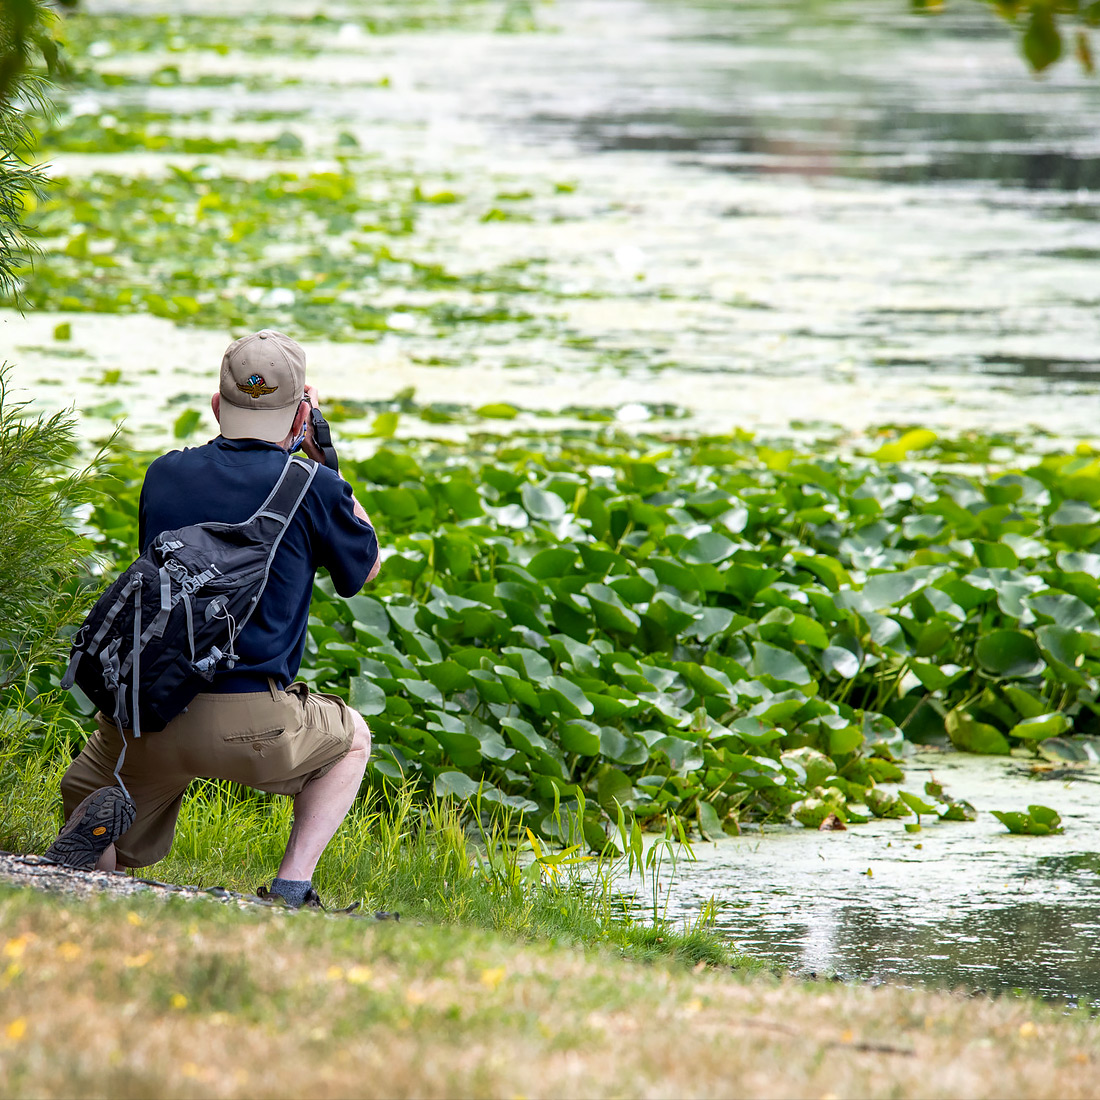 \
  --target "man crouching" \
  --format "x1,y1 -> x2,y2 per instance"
45,330 -> 380,909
